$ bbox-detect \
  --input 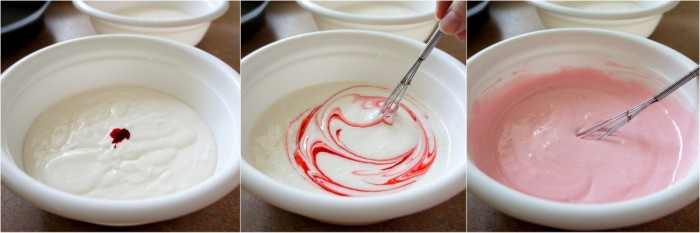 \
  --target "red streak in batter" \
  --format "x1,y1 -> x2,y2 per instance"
286,85 -> 437,196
